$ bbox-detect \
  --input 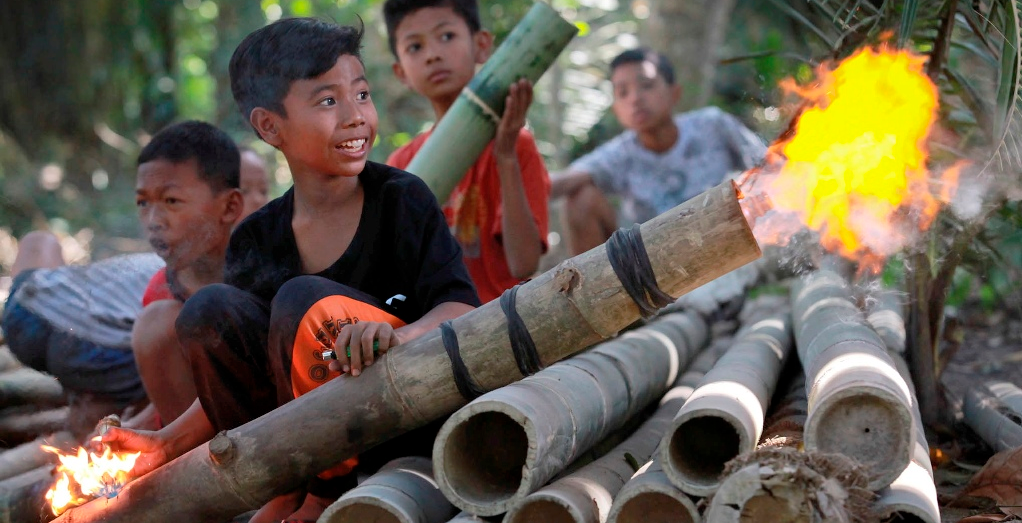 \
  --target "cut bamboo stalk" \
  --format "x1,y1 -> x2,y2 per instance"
603,332 -> 736,523
51,181 -> 760,523
0,346 -> 23,373
0,466 -> 55,523
986,380 -> 1022,416
0,368 -> 66,409
318,457 -> 456,523
867,292 -> 940,523
0,431 -> 75,482
659,312 -> 794,497
791,270 -> 914,490
502,312 -> 718,523
0,407 -> 68,446
446,513 -> 498,523
435,311 -> 708,516
963,384 -> 1022,452
405,2 -> 577,202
